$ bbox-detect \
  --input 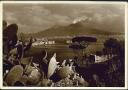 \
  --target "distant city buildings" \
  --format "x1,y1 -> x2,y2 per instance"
32,40 -> 55,46
32,34 -> 124,47
94,54 -> 117,63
